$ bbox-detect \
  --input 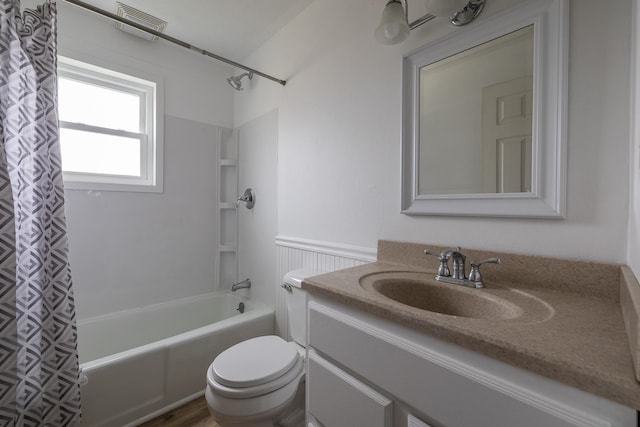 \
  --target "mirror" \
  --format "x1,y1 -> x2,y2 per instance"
419,26 -> 533,195
402,0 -> 568,217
